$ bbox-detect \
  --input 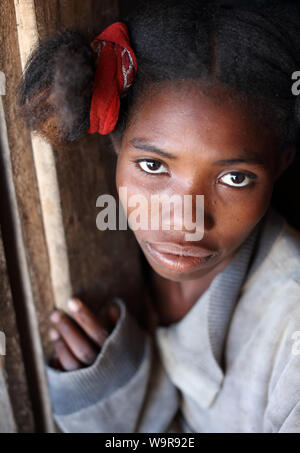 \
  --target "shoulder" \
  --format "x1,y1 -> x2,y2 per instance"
226,209 -> 300,432
236,208 -> 300,340
270,218 -> 300,277
229,211 -> 300,422
244,207 -> 300,295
